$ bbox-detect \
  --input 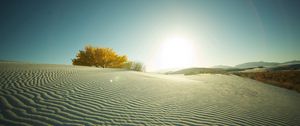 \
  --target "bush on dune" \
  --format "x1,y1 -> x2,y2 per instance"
123,61 -> 145,72
72,46 -> 128,68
